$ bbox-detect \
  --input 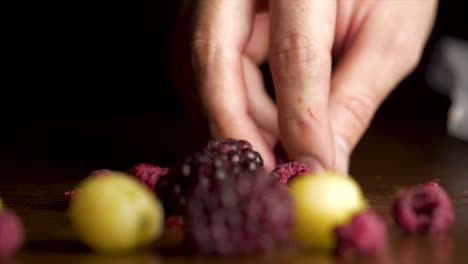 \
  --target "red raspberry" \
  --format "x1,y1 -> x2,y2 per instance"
393,182 -> 454,234
165,215 -> 184,229
0,208 -> 25,257
271,161 -> 311,185
64,189 -> 80,202
89,169 -> 112,176
129,163 -> 170,190
334,210 -> 388,256
424,181 -> 440,189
